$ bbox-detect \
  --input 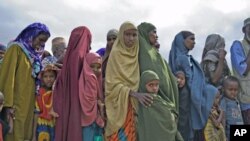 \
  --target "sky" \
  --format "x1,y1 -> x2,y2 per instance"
1,0 -> 250,68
